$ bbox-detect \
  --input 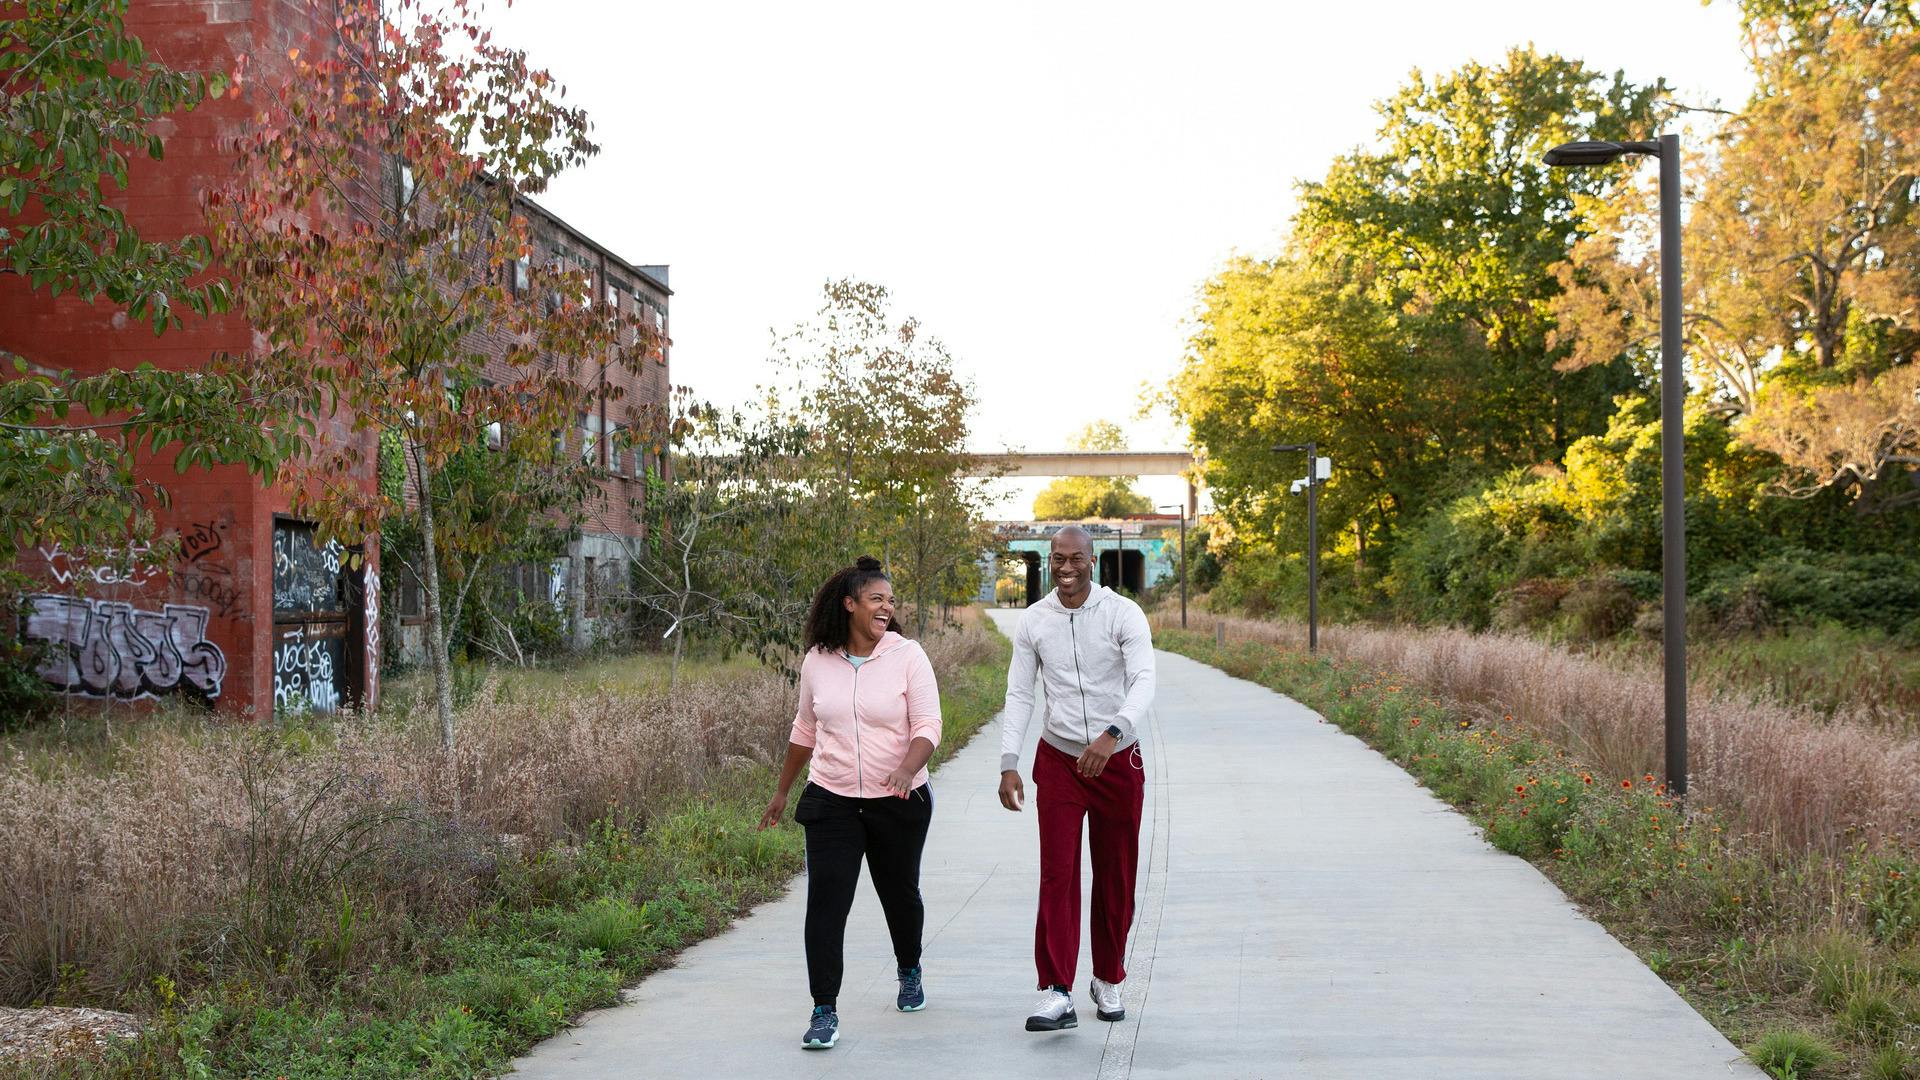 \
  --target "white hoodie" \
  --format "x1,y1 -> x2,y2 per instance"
1000,585 -> 1157,773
